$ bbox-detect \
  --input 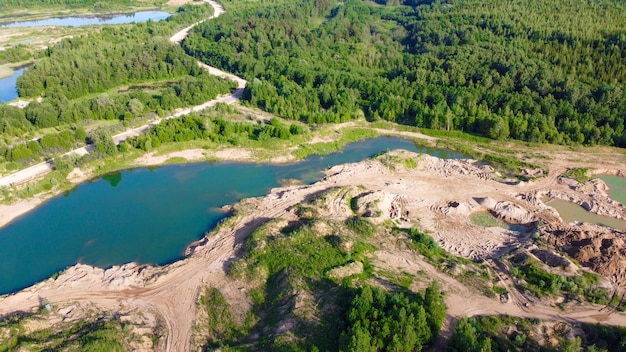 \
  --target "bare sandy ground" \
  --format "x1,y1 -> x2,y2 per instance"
2,151 -> 626,351
167,0 -> 202,6
0,197 -> 42,228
